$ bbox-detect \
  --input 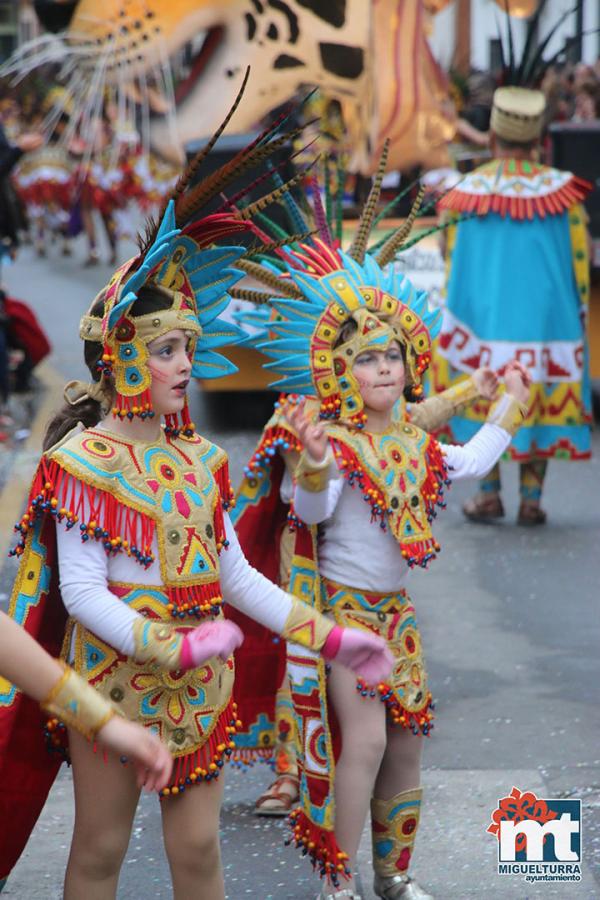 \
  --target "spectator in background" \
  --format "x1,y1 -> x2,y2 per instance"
573,81 -> 600,121
0,123 -> 44,260
0,122 -> 44,438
